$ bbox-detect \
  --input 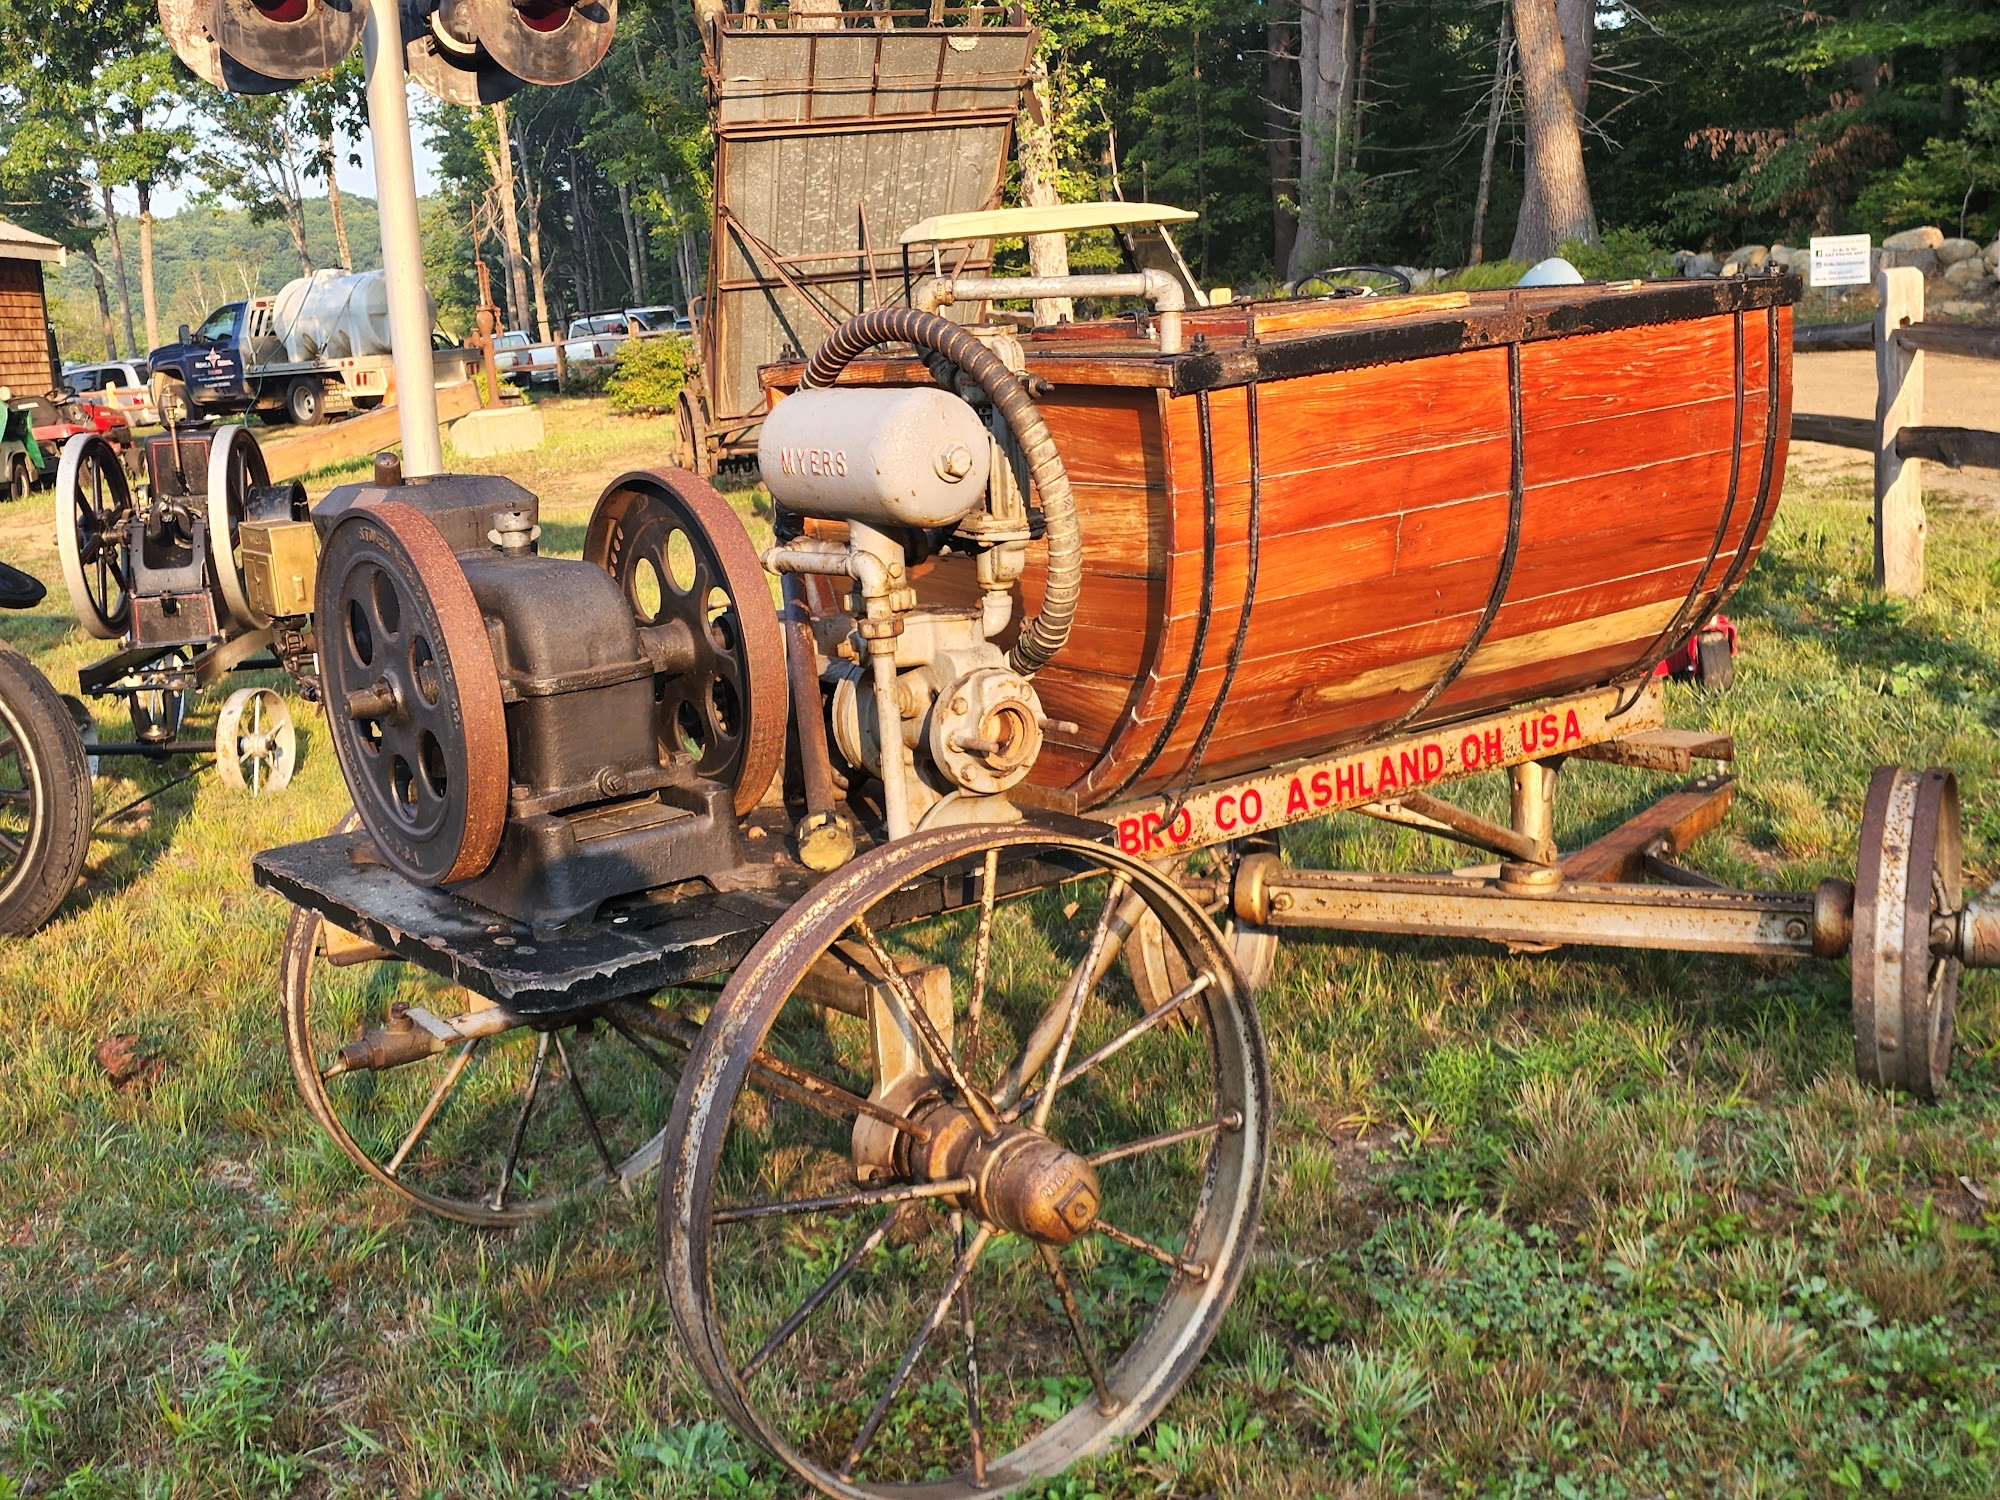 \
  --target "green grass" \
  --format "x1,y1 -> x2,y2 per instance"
2,406 -> 1998,1497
